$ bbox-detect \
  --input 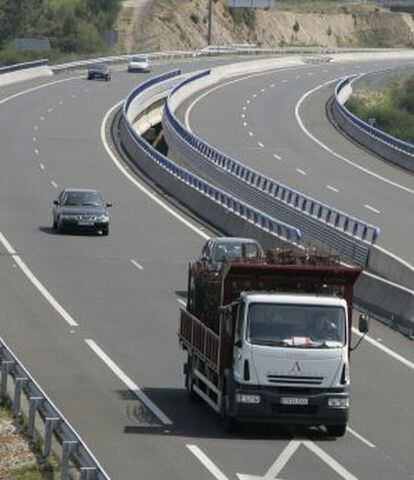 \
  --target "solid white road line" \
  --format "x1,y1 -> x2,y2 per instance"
295,79 -> 414,196
364,204 -> 381,214
101,102 -> 209,241
347,427 -> 376,448
85,339 -> 172,425
0,232 -> 78,327
185,66 -> 304,131
303,441 -> 359,480
187,445 -> 229,480
262,440 -> 301,478
130,259 -> 144,271
326,185 -> 339,193
295,168 -> 307,175
352,327 -> 414,370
